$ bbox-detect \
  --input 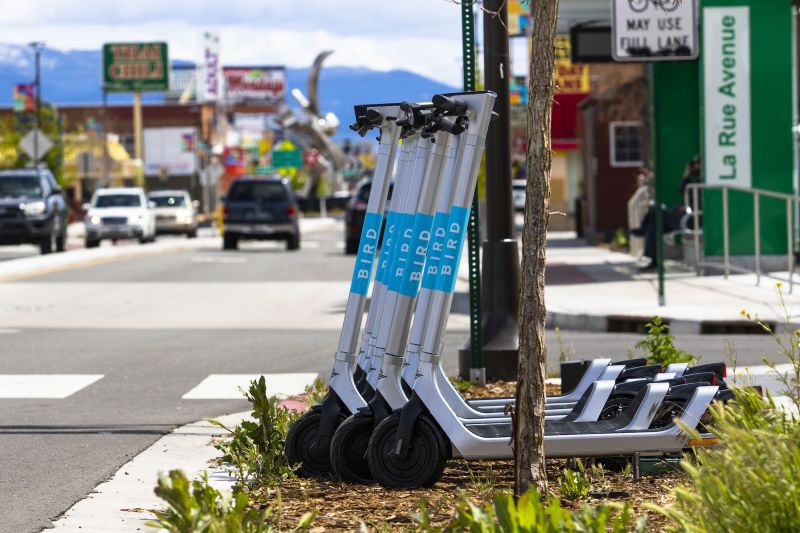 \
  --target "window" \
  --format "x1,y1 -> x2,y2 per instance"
0,175 -> 43,198
228,181 -> 288,202
609,122 -> 643,167
94,194 -> 141,208
149,195 -> 186,207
